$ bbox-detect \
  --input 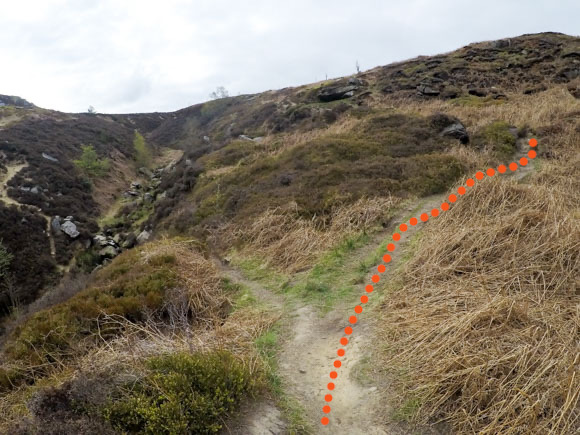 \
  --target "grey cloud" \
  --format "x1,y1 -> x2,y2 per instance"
0,0 -> 578,113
